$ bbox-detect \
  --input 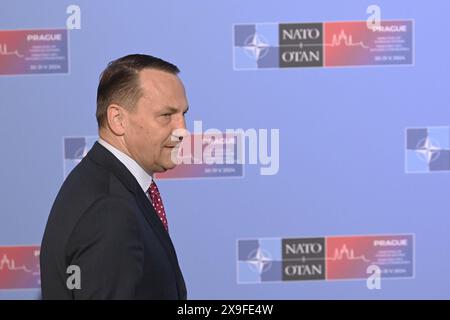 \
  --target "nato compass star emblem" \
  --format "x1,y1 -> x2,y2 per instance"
234,24 -> 279,69
243,33 -> 270,60
246,247 -> 272,273
415,137 -> 441,163
406,127 -> 450,173
237,238 -> 283,283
